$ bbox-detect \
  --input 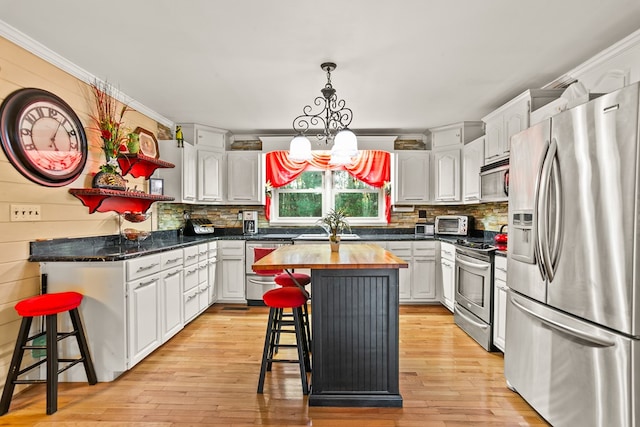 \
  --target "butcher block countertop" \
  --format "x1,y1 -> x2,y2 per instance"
252,243 -> 408,271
